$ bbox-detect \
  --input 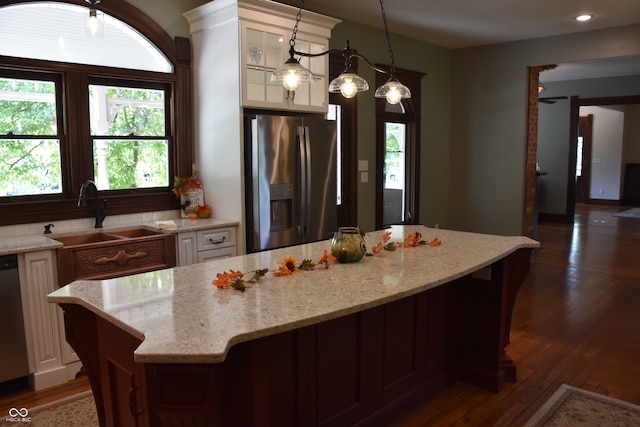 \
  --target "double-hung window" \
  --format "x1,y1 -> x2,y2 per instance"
0,72 -> 63,197
89,80 -> 170,191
